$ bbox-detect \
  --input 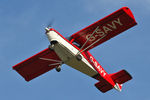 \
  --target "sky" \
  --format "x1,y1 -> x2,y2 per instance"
0,0 -> 150,100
